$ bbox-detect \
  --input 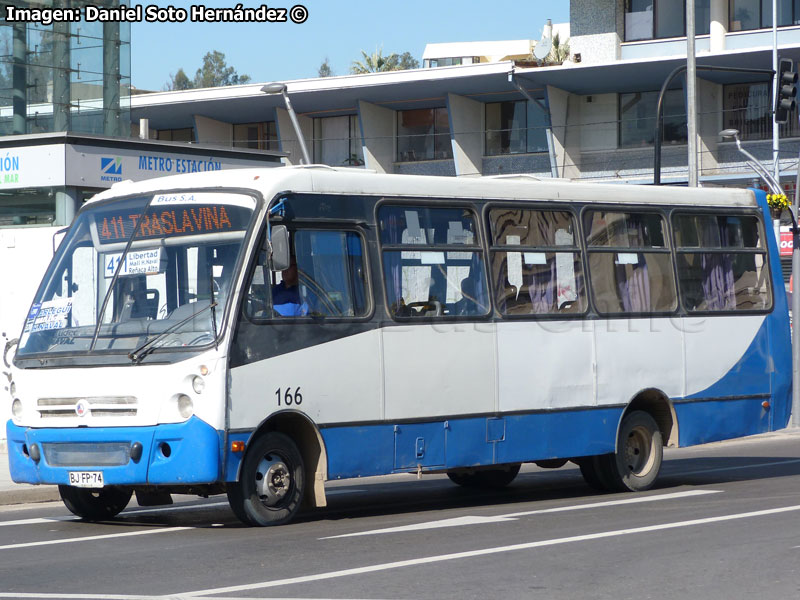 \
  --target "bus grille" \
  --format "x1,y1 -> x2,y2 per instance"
42,442 -> 131,467
36,396 -> 138,419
